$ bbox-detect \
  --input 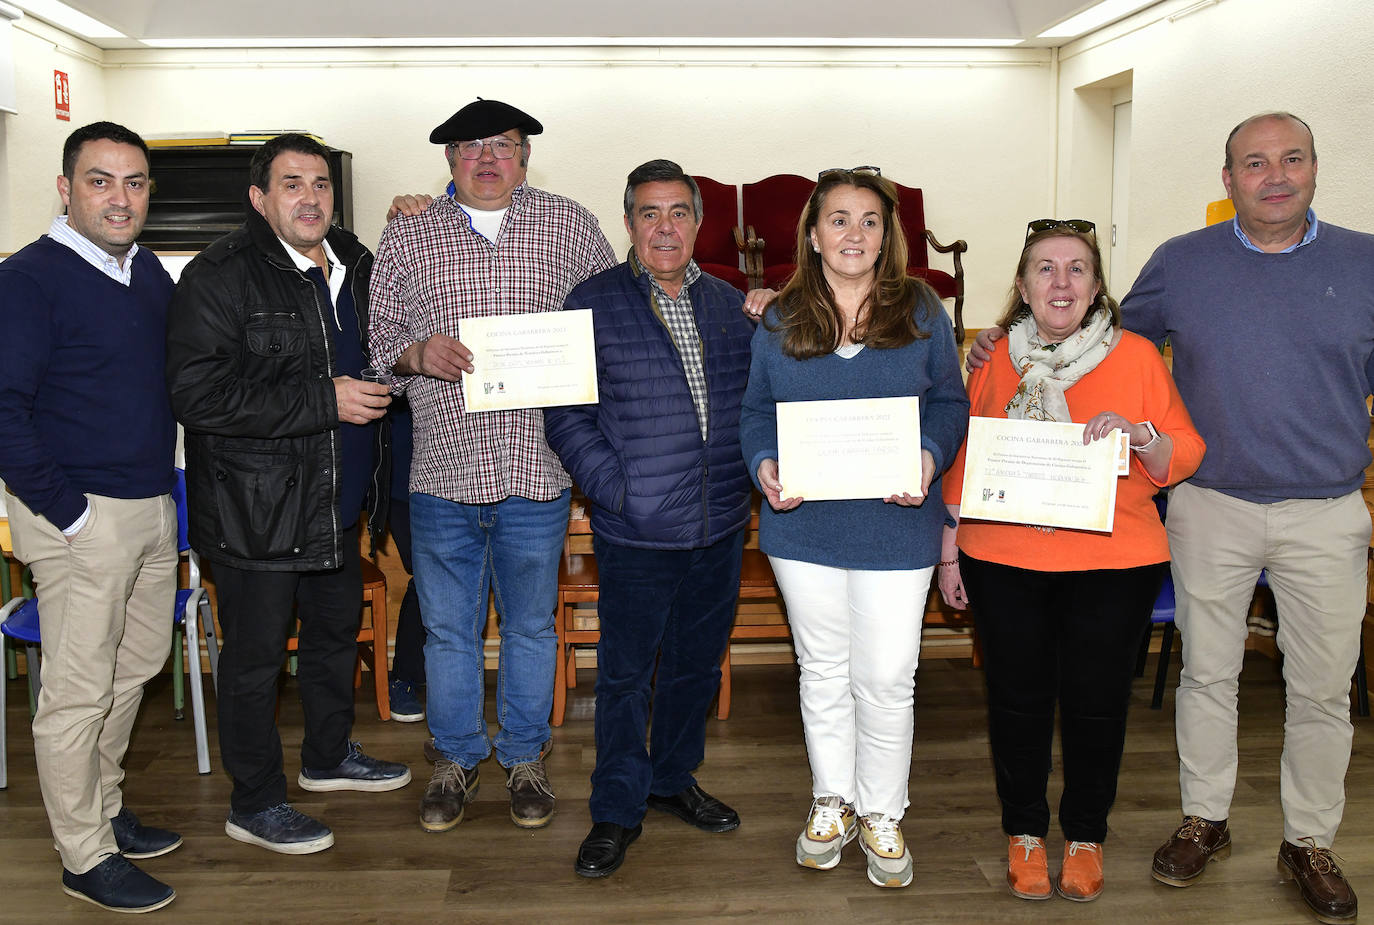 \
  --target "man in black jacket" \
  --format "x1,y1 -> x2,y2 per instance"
166,133 -> 408,856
